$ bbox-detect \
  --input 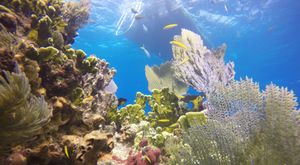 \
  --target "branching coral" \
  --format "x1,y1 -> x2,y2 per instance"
0,71 -> 51,147
172,29 -> 235,93
136,88 -> 185,132
119,104 -> 145,125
